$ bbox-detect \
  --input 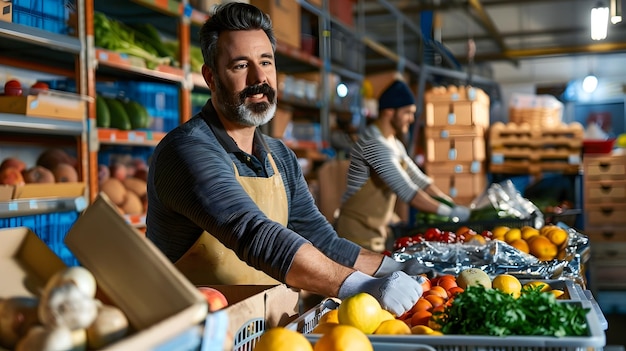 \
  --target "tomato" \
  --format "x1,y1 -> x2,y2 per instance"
394,236 -> 414,249
481,230 -> 493,239
30,81 -> 50,94
424,228 -> 441,241
4,79 -> 23,96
